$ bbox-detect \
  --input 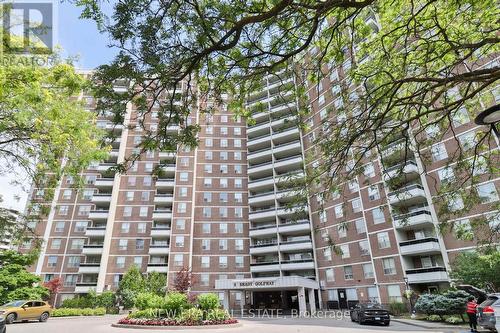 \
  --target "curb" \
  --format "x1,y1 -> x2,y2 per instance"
111,323 -> 243,330
50,315 -> 112,320
392,319 -> 468,330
